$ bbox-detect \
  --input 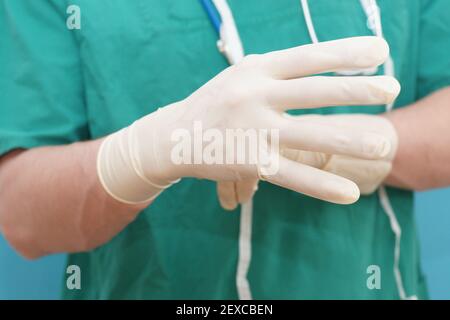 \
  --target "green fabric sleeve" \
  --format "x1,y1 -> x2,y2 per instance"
417,0 -> 450,99
0,0 -> 88,156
